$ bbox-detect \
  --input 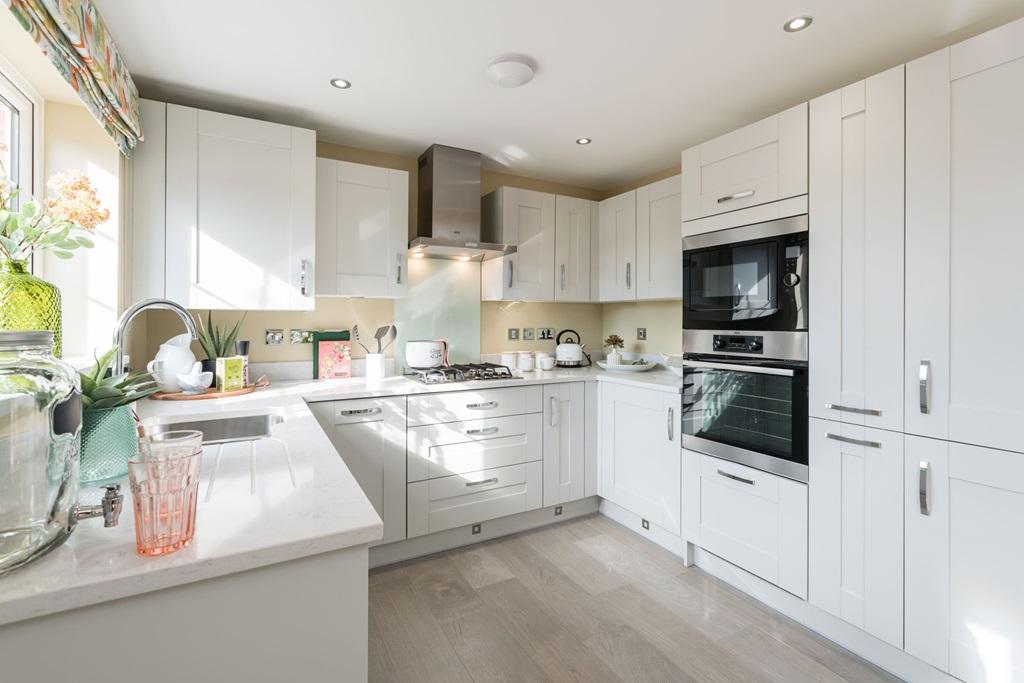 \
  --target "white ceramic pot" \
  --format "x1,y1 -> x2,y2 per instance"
538,356 -> 556,371
147,333 -> 196,392
365,353 -> 386,380
405,340 -> 448,369
500,352 -> 517,369
606,349 -> 623,366
517,352 -> 535,372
